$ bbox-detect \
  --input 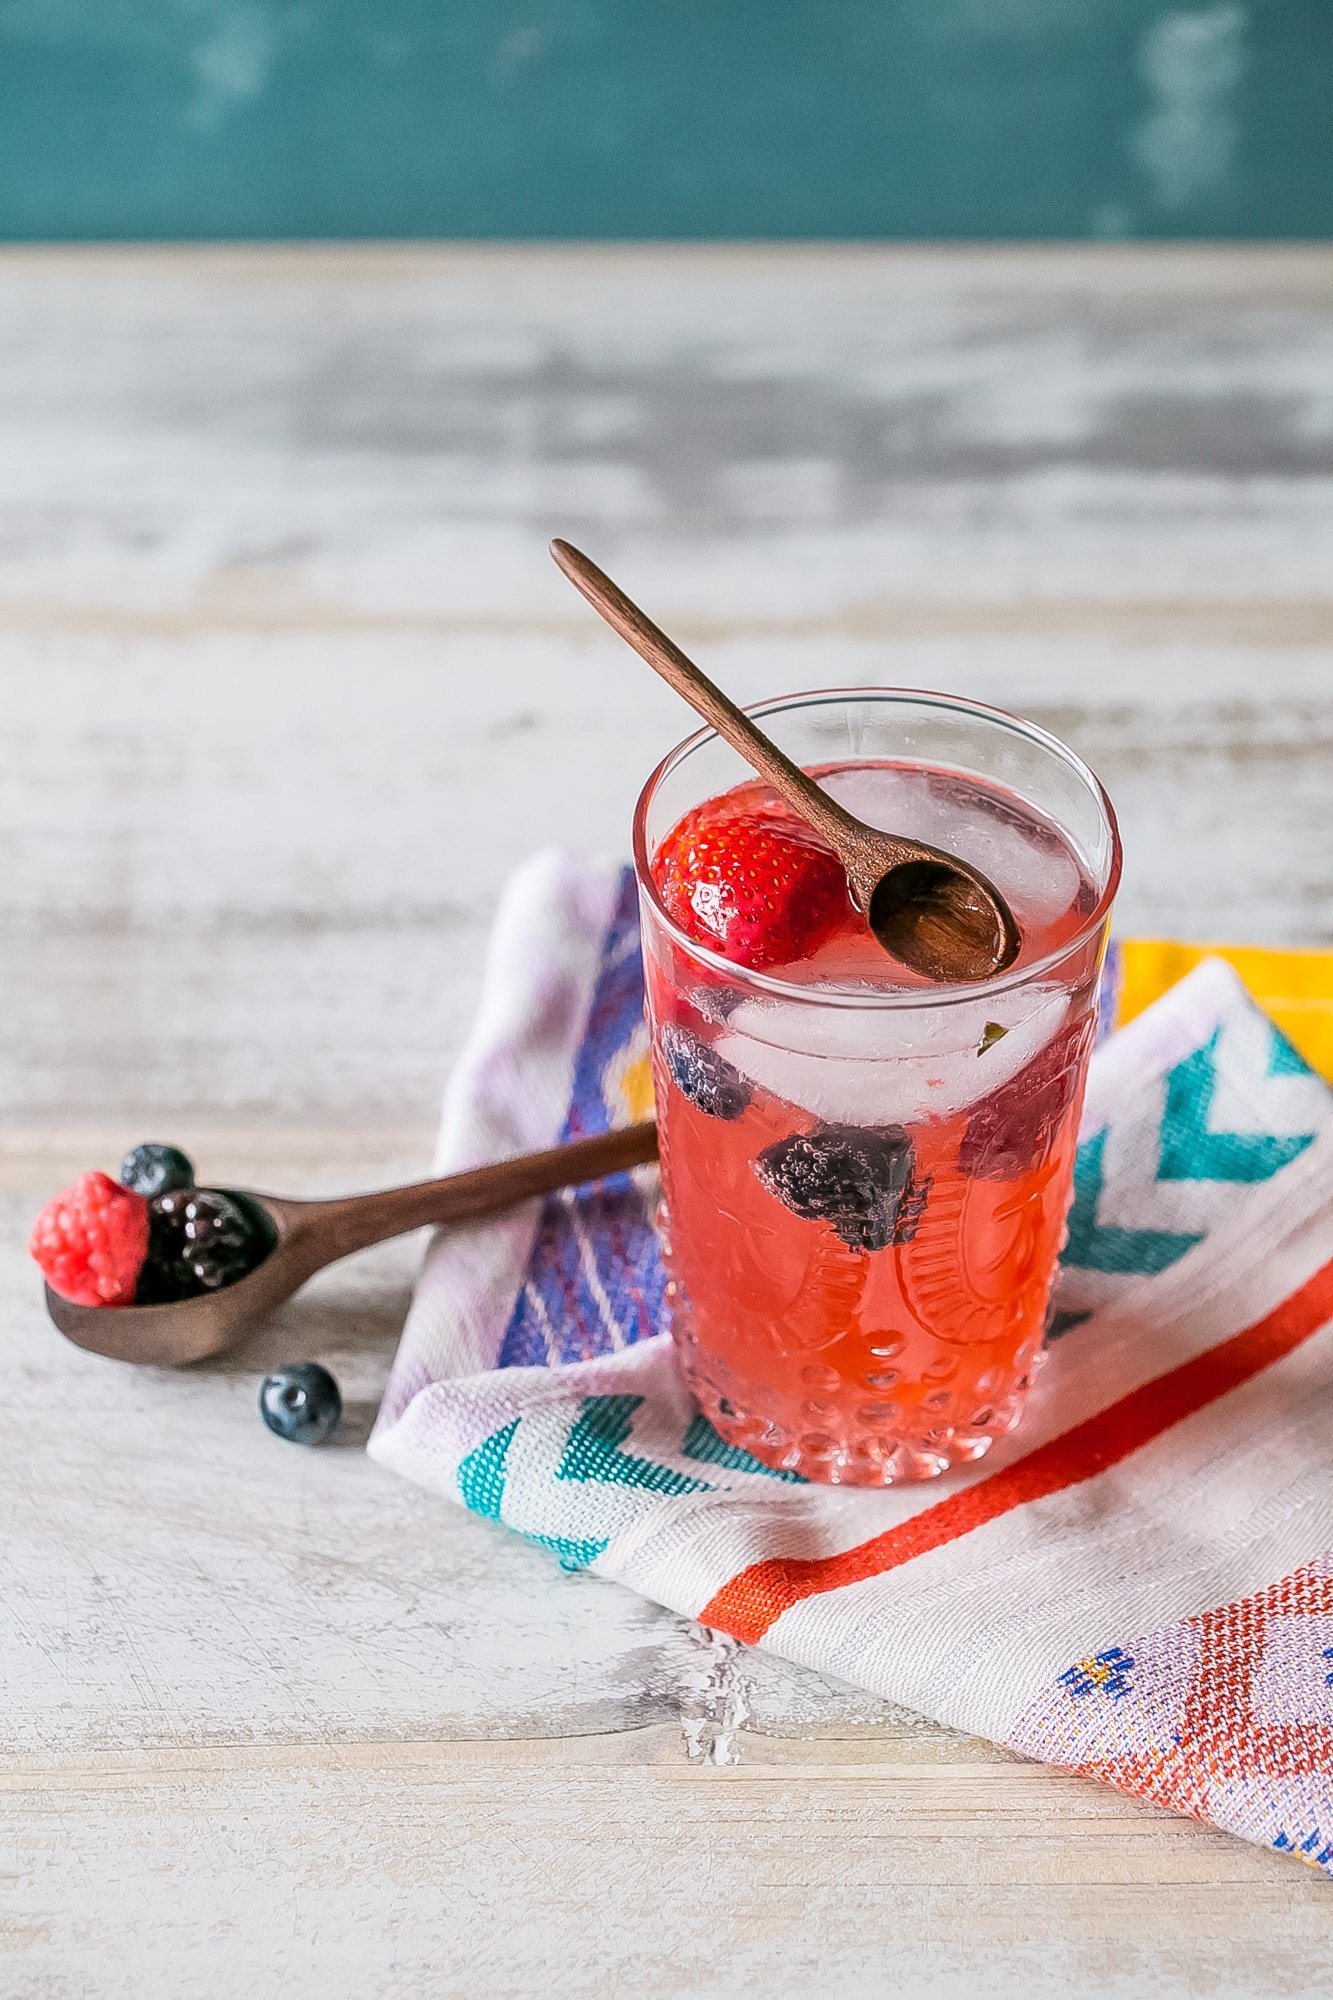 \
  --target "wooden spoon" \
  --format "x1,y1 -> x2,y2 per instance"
551,539 -> 1020,984
45,1122 -> 658,1368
